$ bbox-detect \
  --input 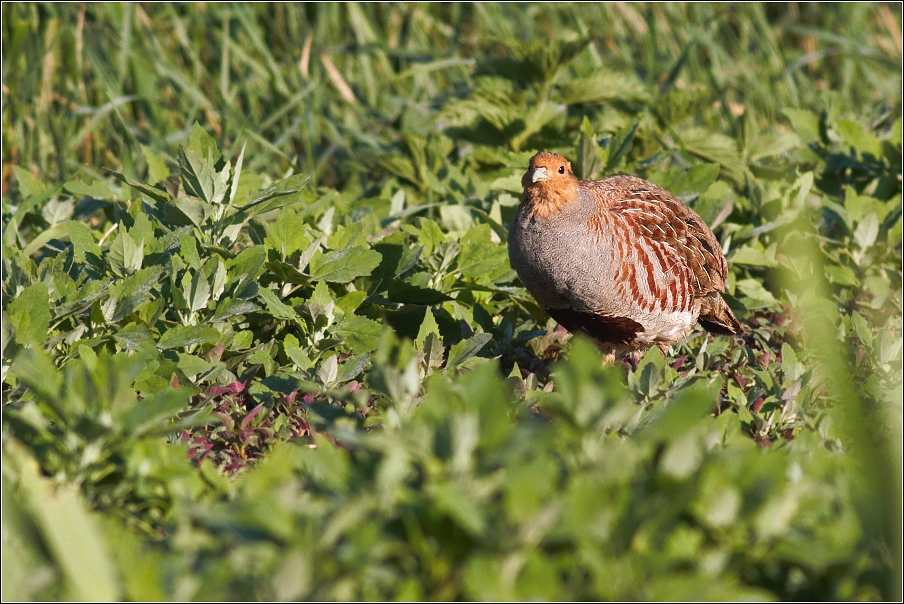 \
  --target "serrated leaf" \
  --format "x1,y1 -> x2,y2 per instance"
257,287 -> 297,320
836,119 -> 882,157
7,282 -> 50,347
68,221 -> 101,263
12,165 -> 51,197
415,308 -> 441,349
337,353 -> 369,383
179,146 -> 217,203
125,229 -> 145,272
210,297 -> 261,322
185,269 -> 211,313
266,208 -> 312,258
108,170 -> 170,204
41,198 -> 74,227
141,144 -> 170,185
446,333 -> 493,368
180,235 -> 202,270
157,325 -> 220,350
166,197 -> 211,227
188,122 -> 221,165
309,246 -> 382,283
317,354 -> 339,387
782,108 -> 820,144
457,224 -> 508,282
334,315 -> 384,354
